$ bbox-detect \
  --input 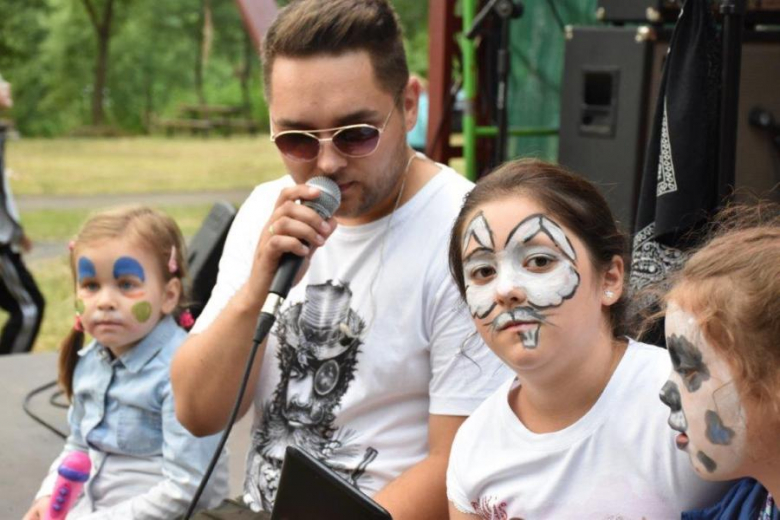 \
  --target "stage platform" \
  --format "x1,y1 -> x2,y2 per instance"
0,351 -> 252,518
